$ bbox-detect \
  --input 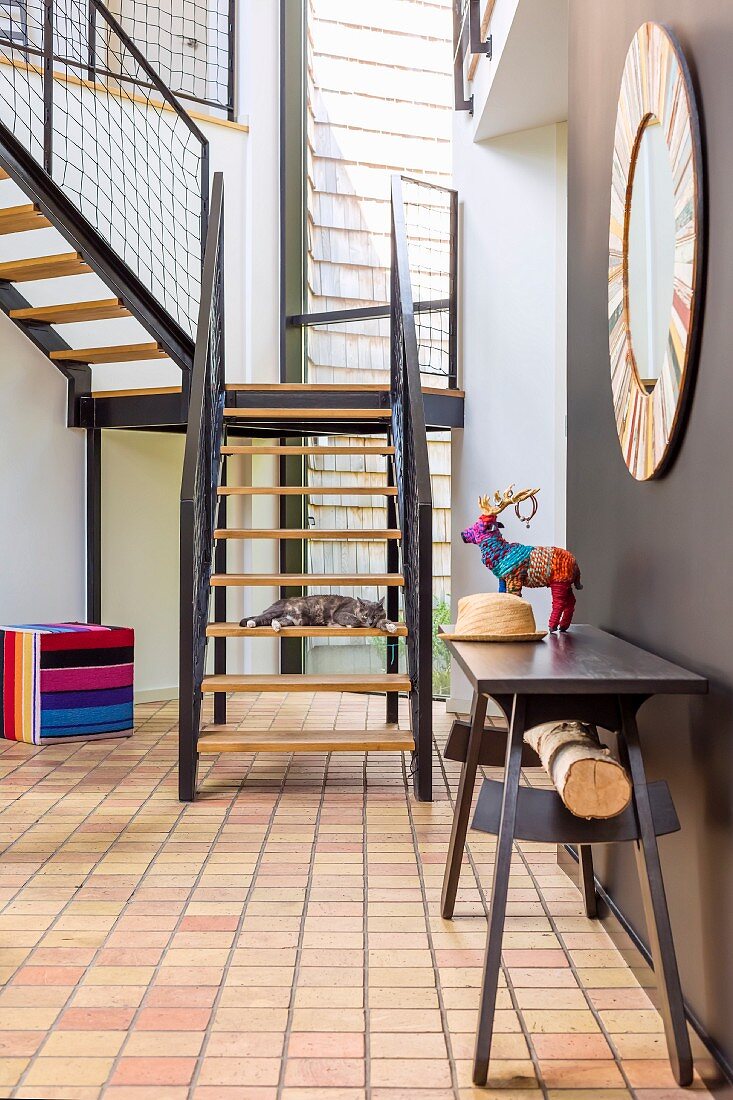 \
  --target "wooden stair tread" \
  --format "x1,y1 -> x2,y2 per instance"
210,573 -> 405,586
219,486 -> 397,496
201,674 -> 411,693
206,622 -> 407,638
225,383 -> 391,391
50,342 -> 165,364
198,727 -> 413,753
0,203 -> 51,234
92,386 -> 183,398
223,383 -> 464,398
0,168 -> 10,181
224,408 -> 391,420
10,298 -> 130,323
215,528 -> 402,540
221,445 -> 395,456
0,252 -> 91,281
